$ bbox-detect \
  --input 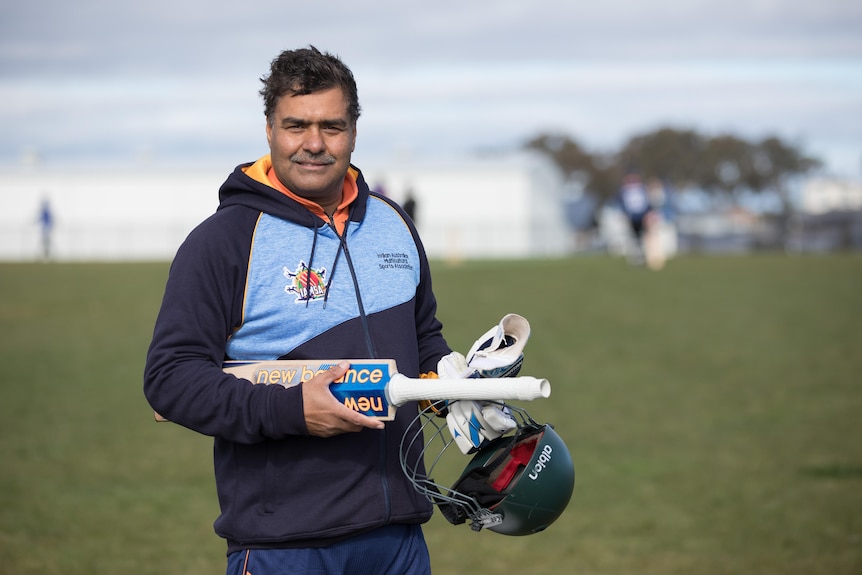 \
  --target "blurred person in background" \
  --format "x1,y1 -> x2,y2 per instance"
402,188 -> 417,223
37,197 -> 53,260
642,177 -> 670,270
618,171 -> 652,265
